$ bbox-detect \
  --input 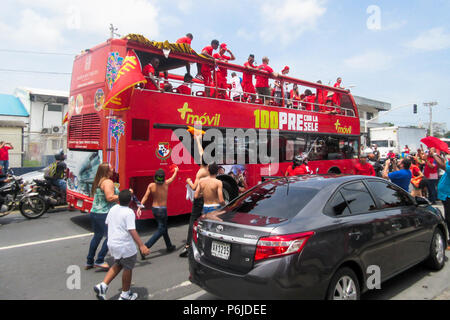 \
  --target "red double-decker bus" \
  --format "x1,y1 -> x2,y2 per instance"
66,34 -> 360,219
